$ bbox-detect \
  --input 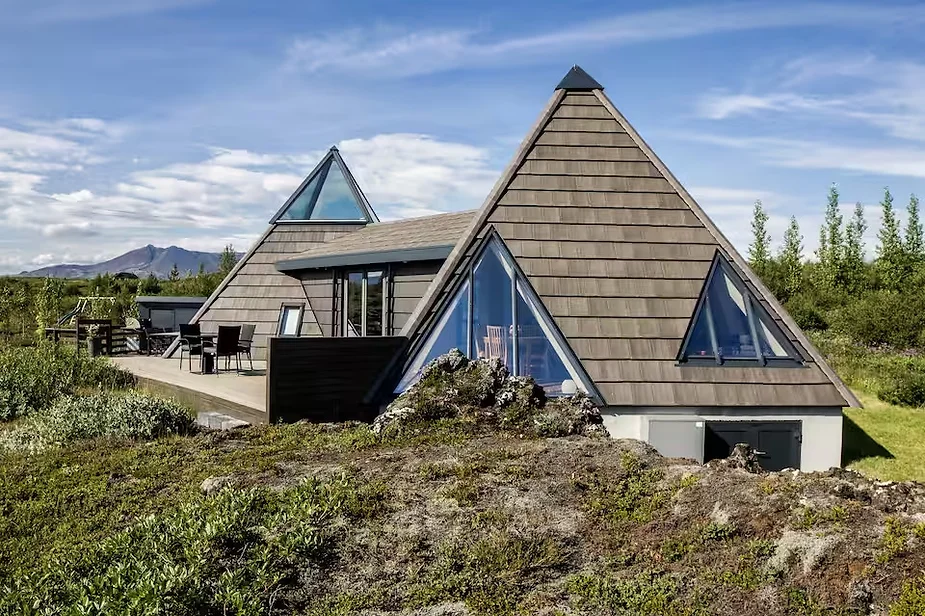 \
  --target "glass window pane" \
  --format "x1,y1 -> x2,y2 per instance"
395,281 -> 469,392
515,283 -> 573,395
684,307 -> 715,358
345,272 -> 363,337
280,307 -> 300,336
756,313 -> 790,358
277,167 -> 324,221
471,245 -> 513,372
366,271 -> 383,336
310,161 -> 367,220
708,271 -> 756,359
